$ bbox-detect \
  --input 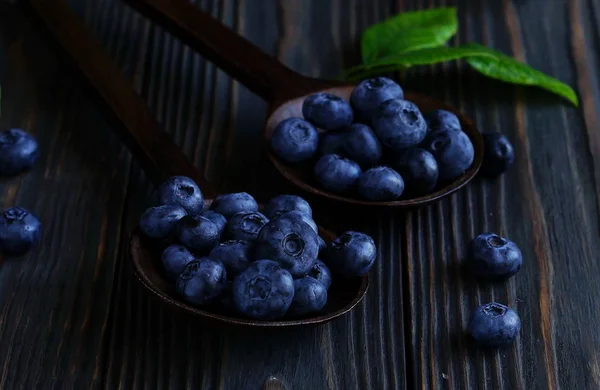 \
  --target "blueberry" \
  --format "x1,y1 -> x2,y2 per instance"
350,77 -> 404,124
177,215 -> 220,252
325,231 -> 376,277
389,148 -> 439,195
232,259 -> 295,320
277,210 -> 318,234
314,154 -> 362,194
343,124 -> 382,167
357,166 -> 404,201
264,194 -> 312,220
318,129 -> 348,156
200,210 -> 227,236
289,276 -> 328,316
372,99 -> 427,151
308,259 -> 332,290
467,233 -> 522,280
424,109 -> 461,134
0,207 -> 42,256
161,244 -> 197,281
209,240 -> 254,277
256,216 -> 319,278
302,93 -> 354,130
226,211 -> 269,241
317,236 -> 327,254
423,130 -> 474,182
176,258 -> 227,306
210,192 -> 258,219
467,302 -> 521,347
0,129 -> 40,176
270,118 -> 319,164
482,132 -> 515,177
139,205 -> 186,239
157,176 -> 204,214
